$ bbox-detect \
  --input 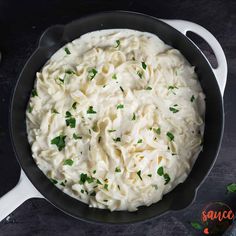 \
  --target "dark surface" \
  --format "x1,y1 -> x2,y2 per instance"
0,0 -> 235,235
